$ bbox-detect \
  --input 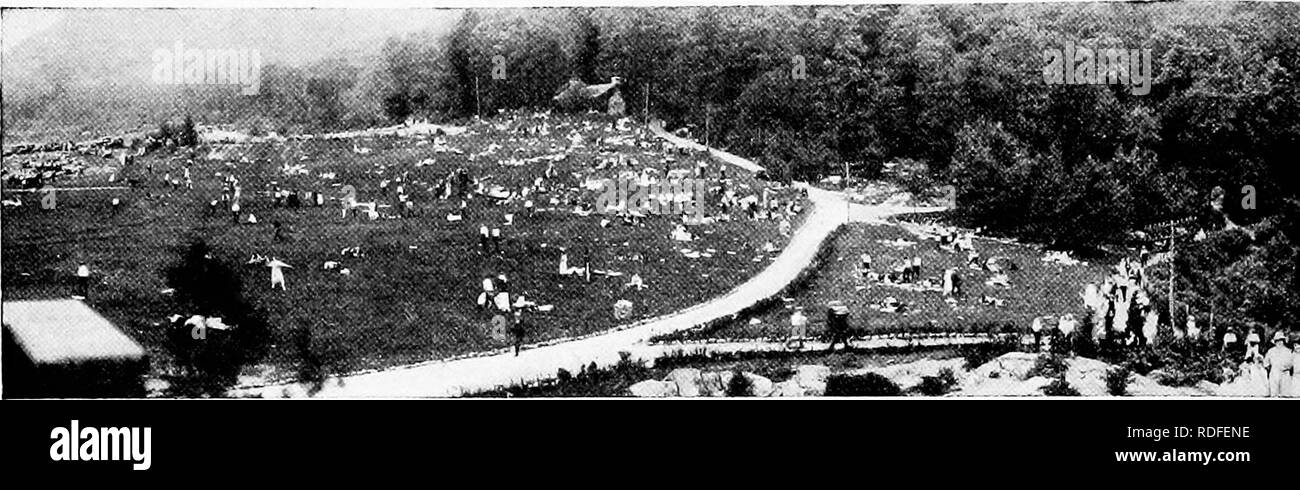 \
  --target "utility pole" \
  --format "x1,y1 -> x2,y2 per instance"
1168,221 -> 1175,331
844,161 -> 851,223
475,76 -> 481,120
643,83 -> 650,125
